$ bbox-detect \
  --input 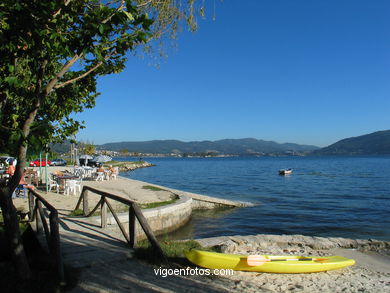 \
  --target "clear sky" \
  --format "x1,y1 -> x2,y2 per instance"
74,0 -> 390,147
